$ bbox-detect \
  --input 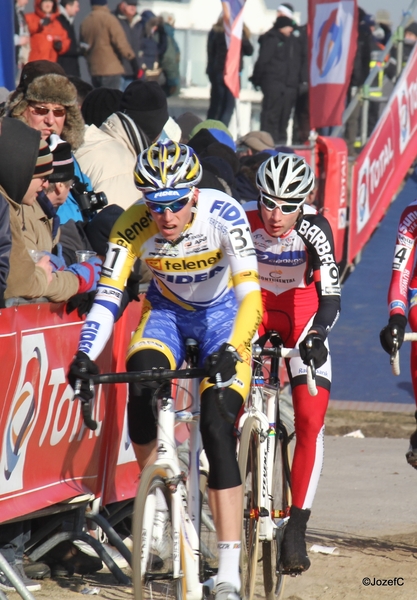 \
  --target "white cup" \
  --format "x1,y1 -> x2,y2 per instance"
75,250 -> 97,263
28,249 -> 47,263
